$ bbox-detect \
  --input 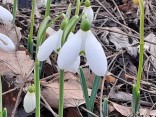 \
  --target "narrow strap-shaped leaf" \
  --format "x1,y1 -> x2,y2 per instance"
79,68 -> 90,109
90,75 -> 100,112
103,98 -> 108,117
13,0 -> 17,23
132,85 -> 140,114
44,0 -> 51,18
61,15 -> 79,46
36,16 -> 50,50
66,3 -> 72,20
